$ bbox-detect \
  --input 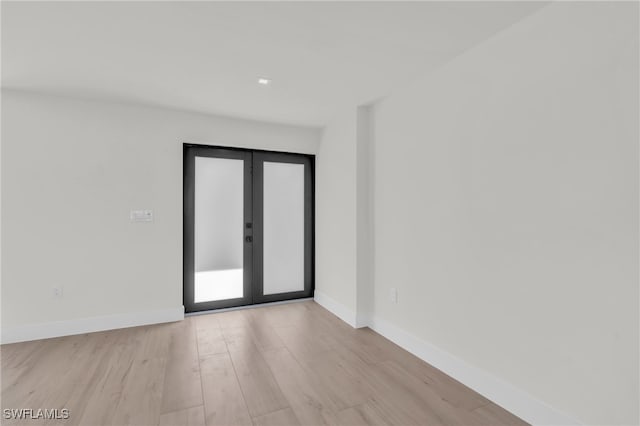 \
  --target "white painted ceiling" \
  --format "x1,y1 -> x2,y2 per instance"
2,1 -> 546,127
